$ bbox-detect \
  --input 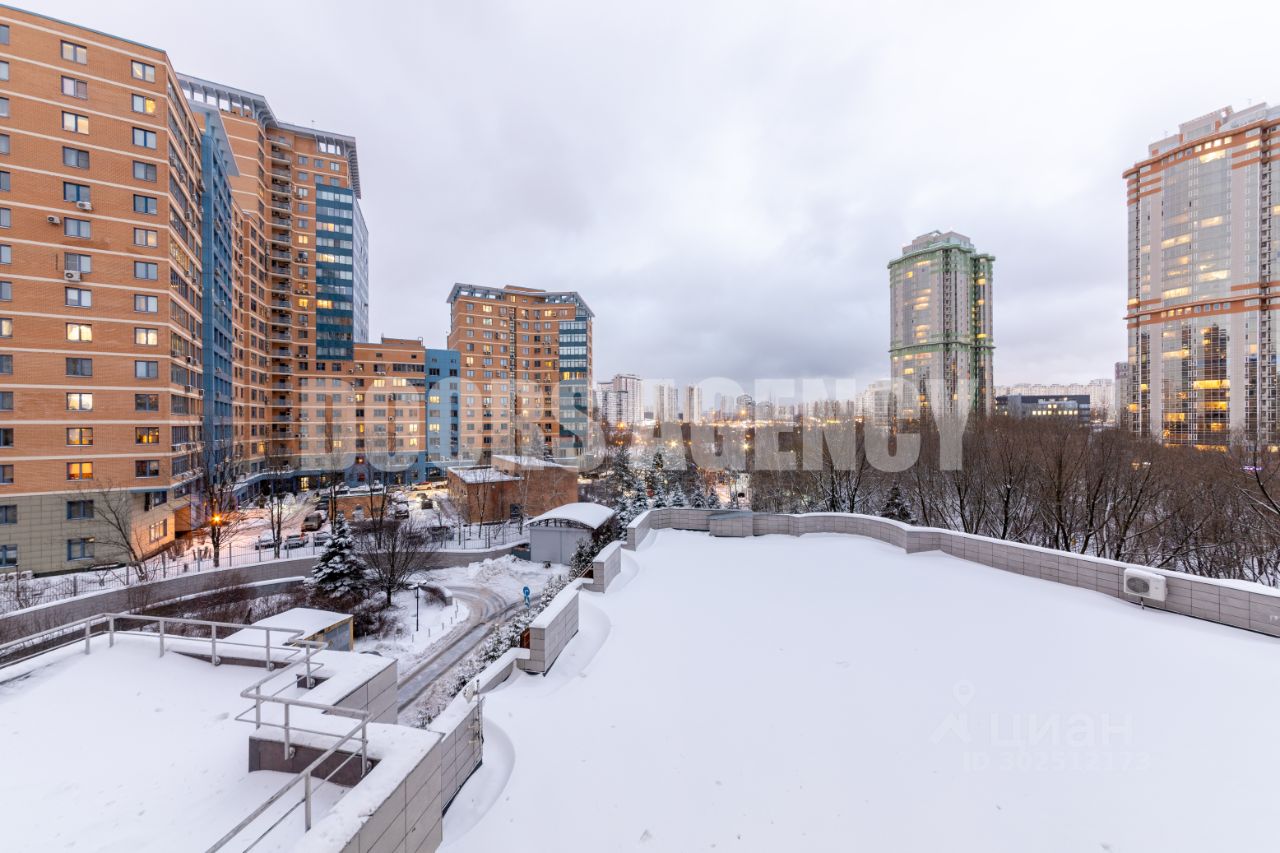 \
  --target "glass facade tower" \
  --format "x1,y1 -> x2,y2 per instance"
1124,104 -> 1280,447
888,231 -> 995,421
